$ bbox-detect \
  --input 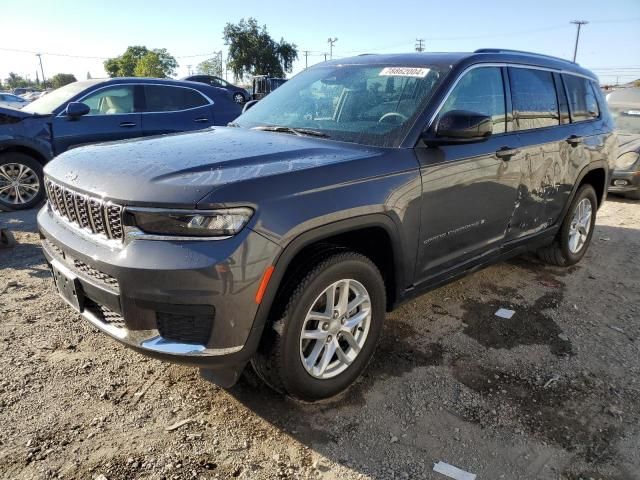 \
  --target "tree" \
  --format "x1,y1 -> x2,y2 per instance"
104,46 -> 177,78
50,73 -> 77,89
223,18 -> 298,80
196,56 -> 223,77
5,72 -> 27,89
